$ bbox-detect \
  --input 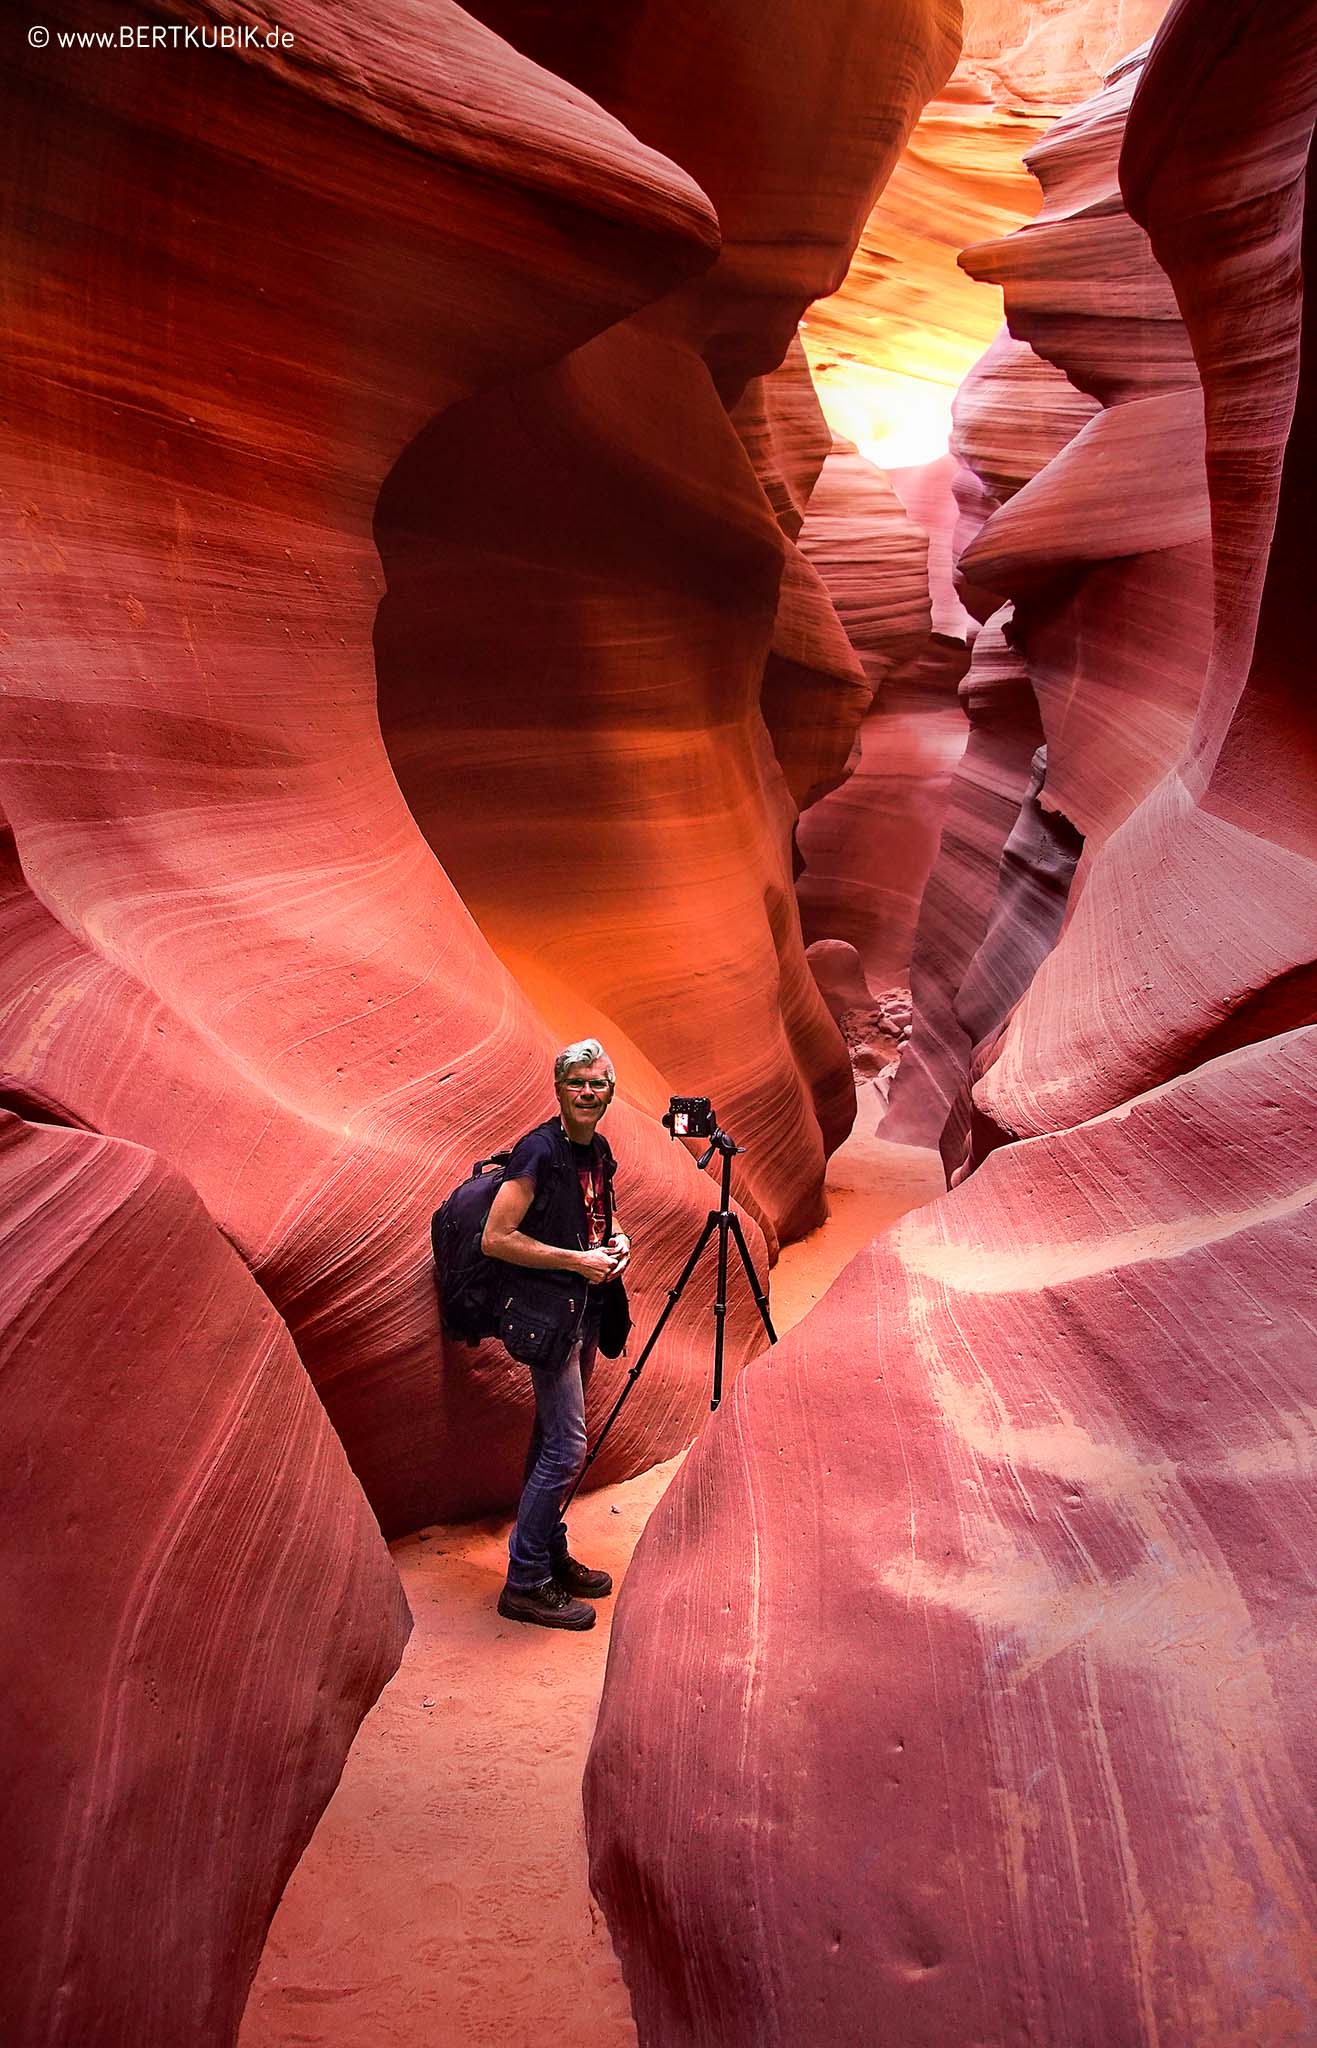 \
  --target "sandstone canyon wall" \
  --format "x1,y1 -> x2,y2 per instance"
587,4 -> 1317,2041
889,33 -> 1212,1157
1,1093 -> 411,2047
795,0 -> 1172,1044
376,0 -> 961,1244
793,438 -> 951,1012
1,4 -> 963,2042
0,0 -> 798,1566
